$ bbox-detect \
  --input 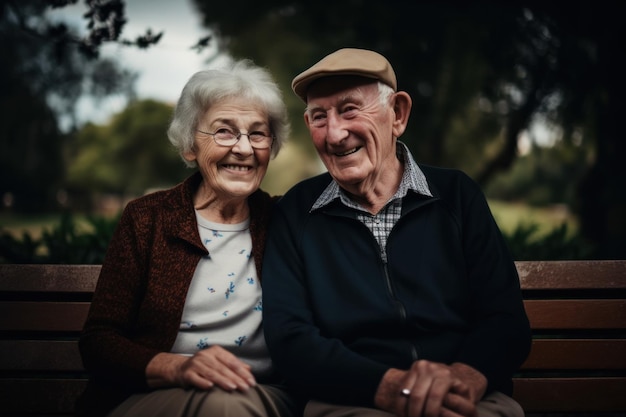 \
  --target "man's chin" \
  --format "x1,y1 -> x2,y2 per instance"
331,172 -> 367,188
